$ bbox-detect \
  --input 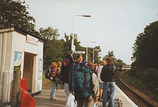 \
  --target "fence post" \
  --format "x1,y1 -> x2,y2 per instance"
11,70 -> 21,107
